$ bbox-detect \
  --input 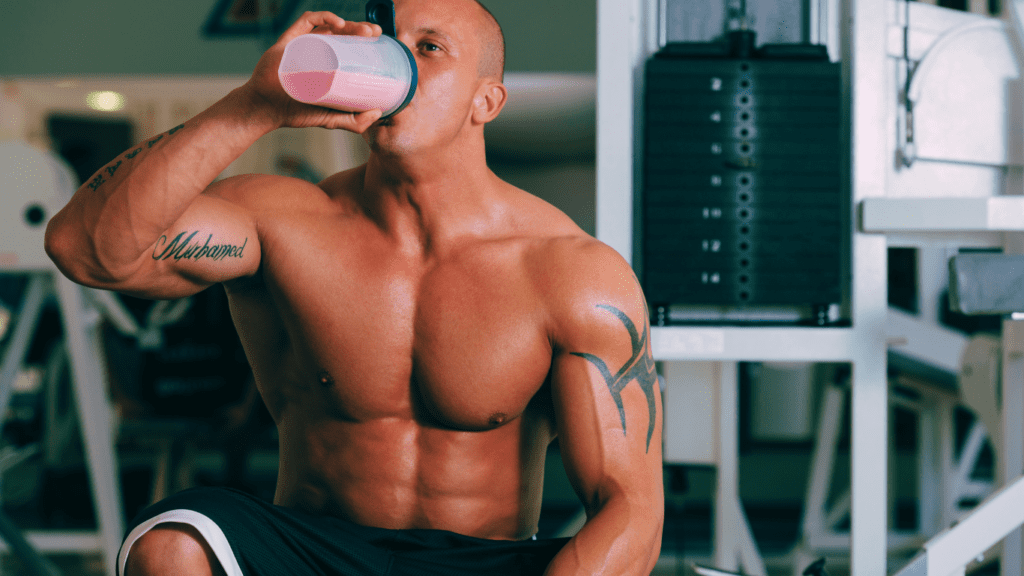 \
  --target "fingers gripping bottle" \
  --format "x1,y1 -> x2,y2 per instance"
278,0 -> 417,118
